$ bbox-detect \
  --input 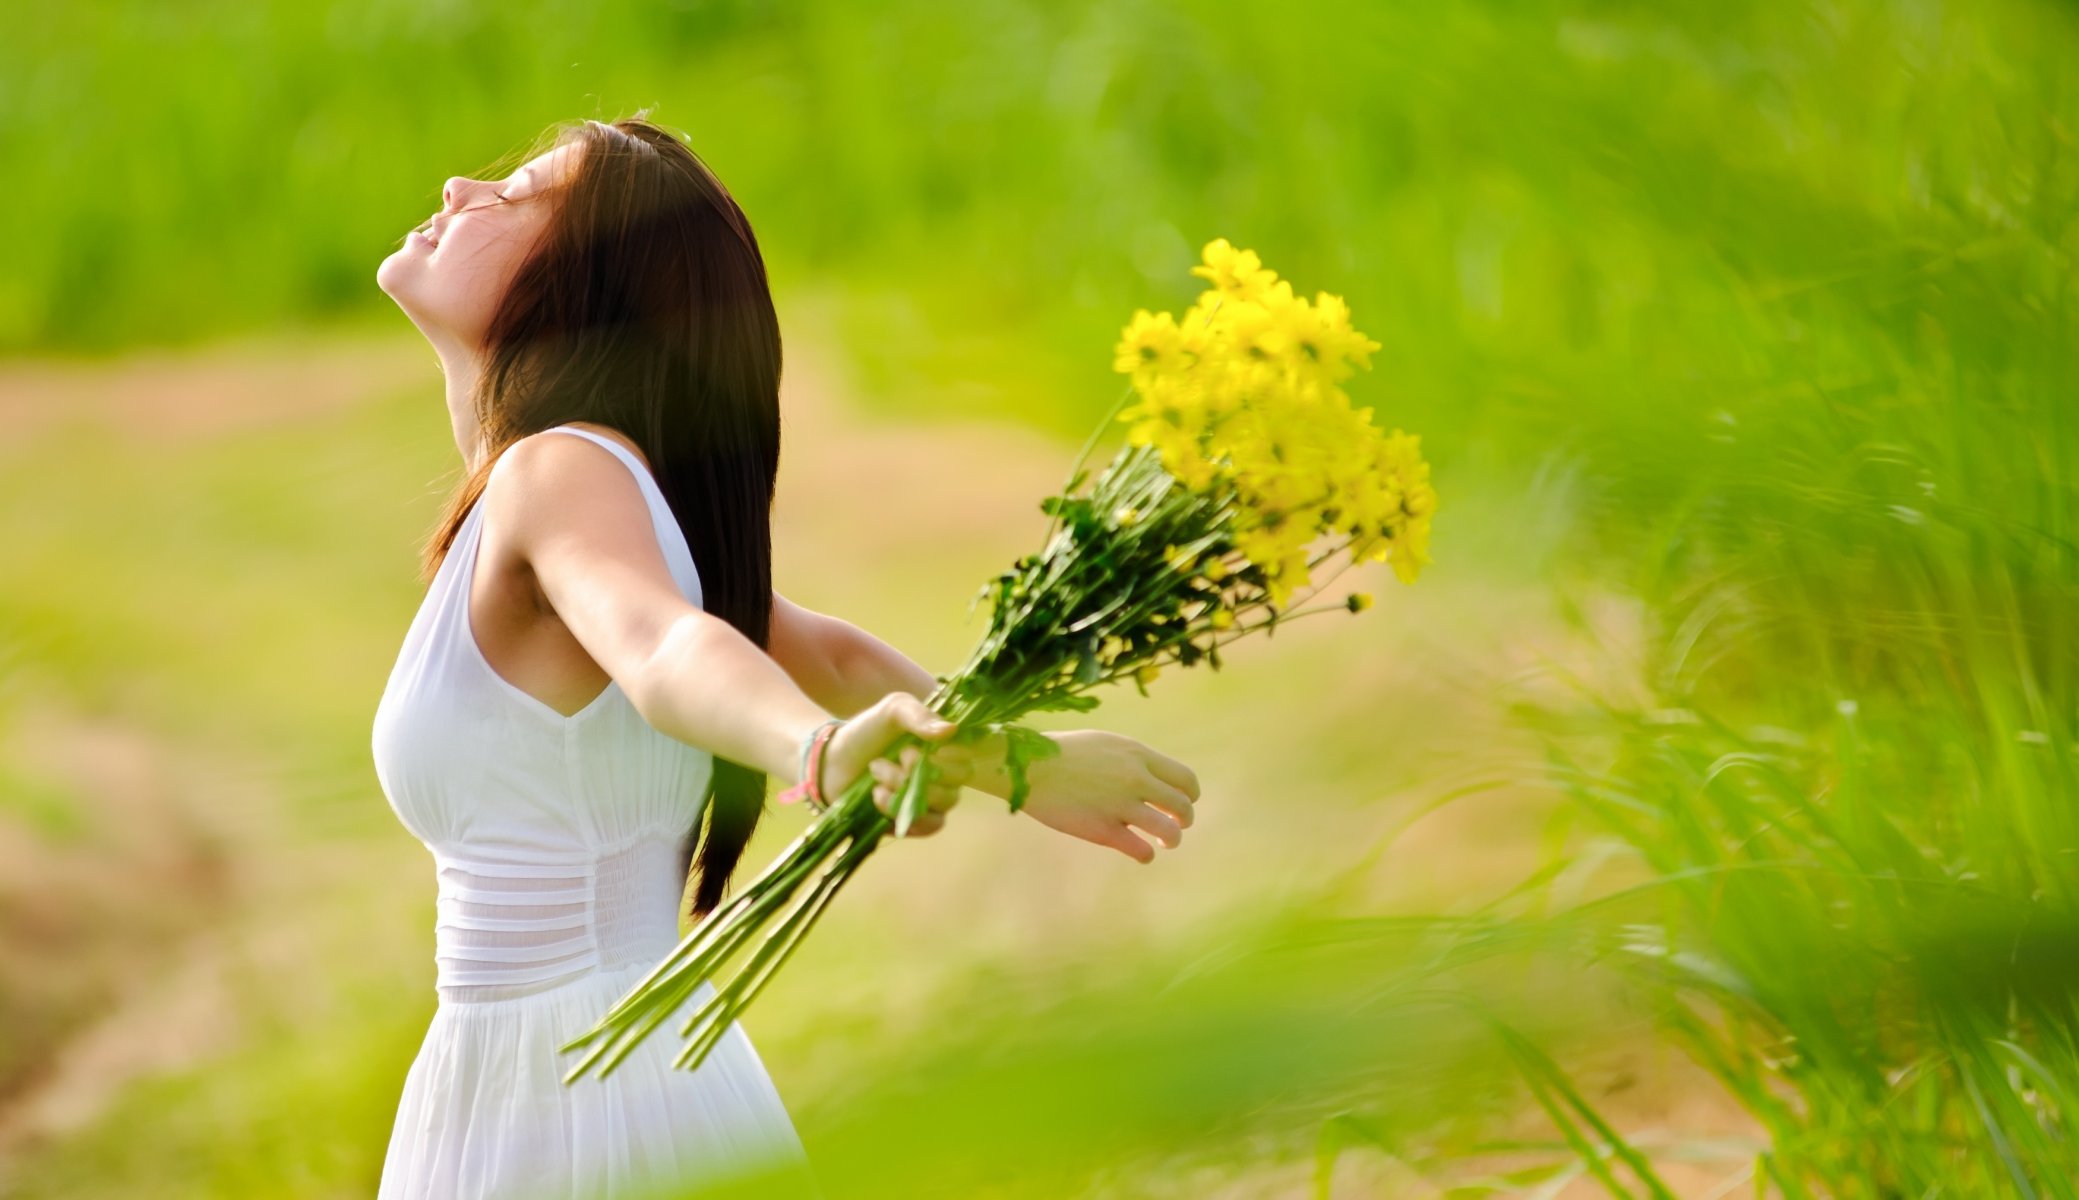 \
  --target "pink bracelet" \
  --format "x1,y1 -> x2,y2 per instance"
777,719 -> 843,814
